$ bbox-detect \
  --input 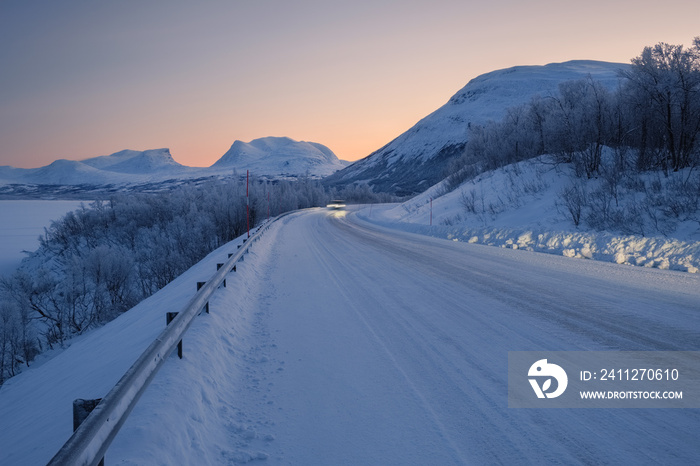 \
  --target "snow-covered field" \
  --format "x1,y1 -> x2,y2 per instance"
0,200 -> 86,276
1,208 -> 698,464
